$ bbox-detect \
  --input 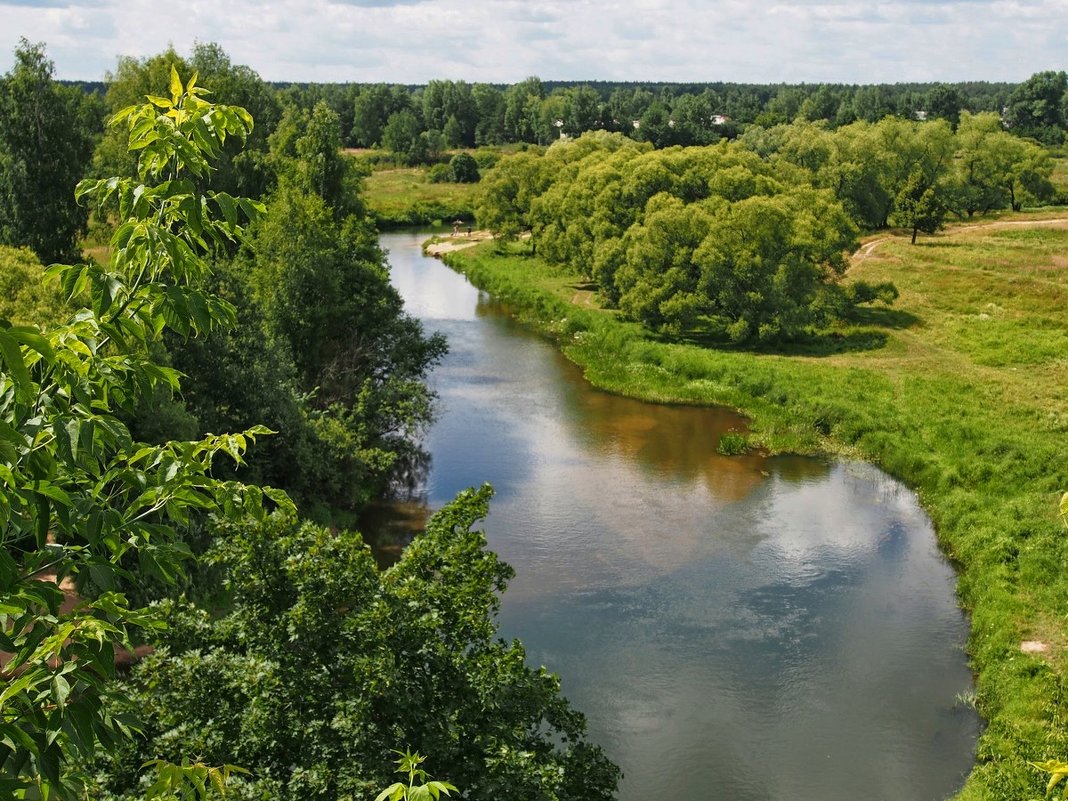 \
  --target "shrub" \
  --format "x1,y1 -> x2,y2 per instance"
427,163 -> 455,183
449,152 -> 481,183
